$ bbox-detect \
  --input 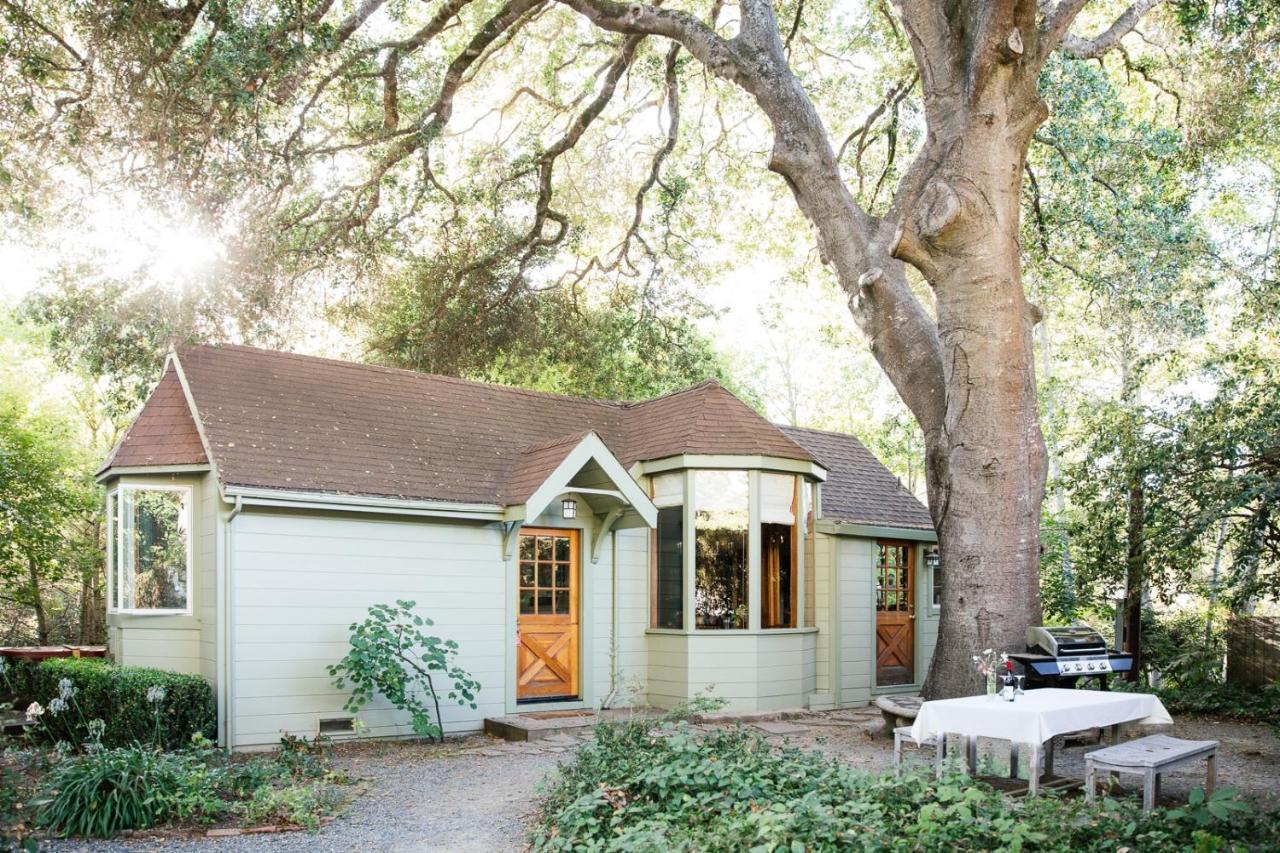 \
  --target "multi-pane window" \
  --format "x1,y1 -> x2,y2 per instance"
109,486 -> 192,613
875,542 -> 912,613
519,532 -> 572,616
694,470 -> 749,630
